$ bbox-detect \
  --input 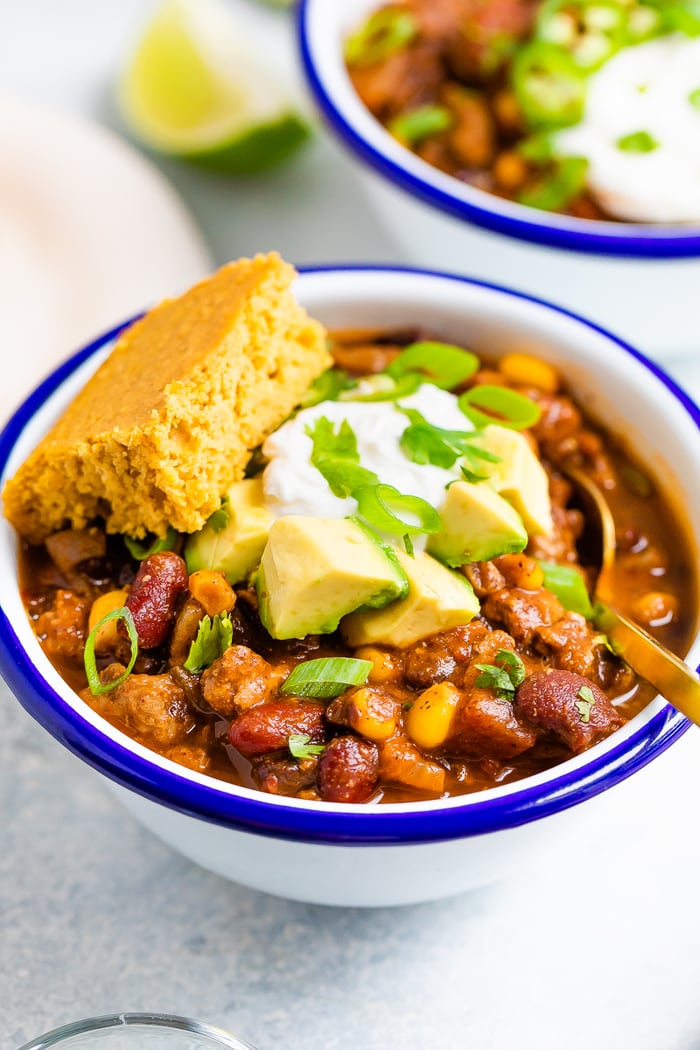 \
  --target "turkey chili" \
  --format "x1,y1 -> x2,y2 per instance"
18,331 -> 697,804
